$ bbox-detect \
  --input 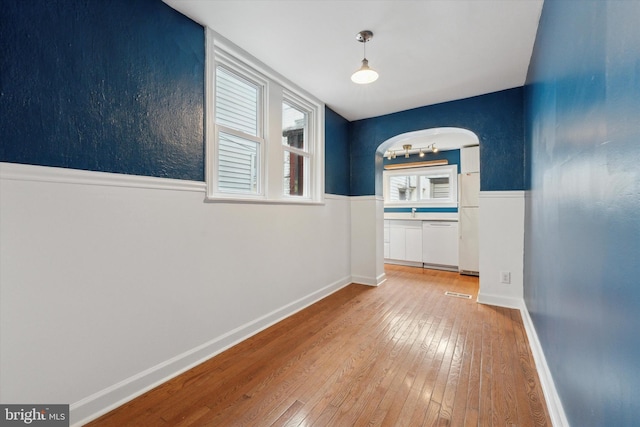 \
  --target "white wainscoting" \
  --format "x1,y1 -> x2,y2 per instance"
350,196 -> 386,286
477,190 -> 569,426
477,191 -> 525,308
0,163 -> 353,426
